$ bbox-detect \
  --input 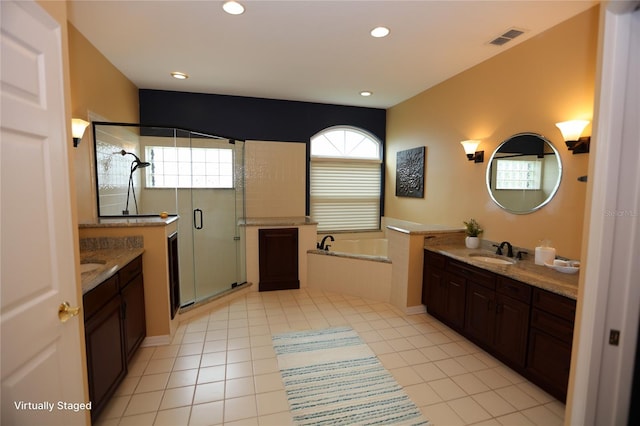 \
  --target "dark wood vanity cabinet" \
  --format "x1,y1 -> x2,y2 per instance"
465,277 -> 531,368
423,249 -> 575,401
259,228 -> 299,291
495,278 -> 534,367
527,288 -> 576,402
423,252 -> 466,330
83,255 -> 145,421
465,282 -> 495,344
83,274 -> 126,421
